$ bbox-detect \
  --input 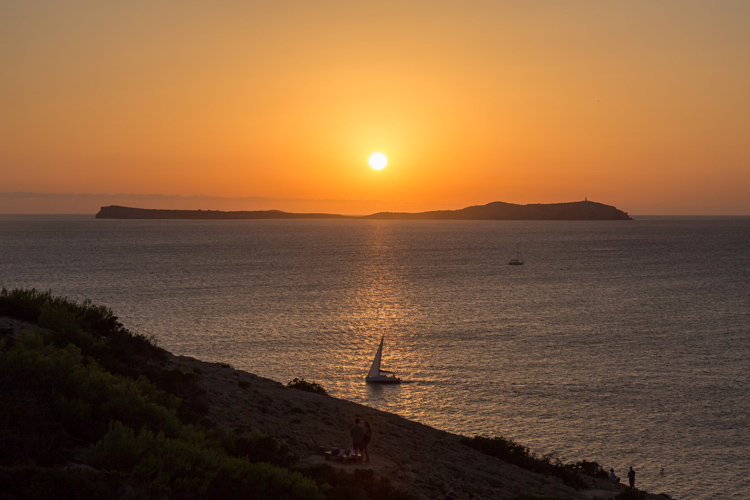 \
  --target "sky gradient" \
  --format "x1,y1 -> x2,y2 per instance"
2,1 -> 749,214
